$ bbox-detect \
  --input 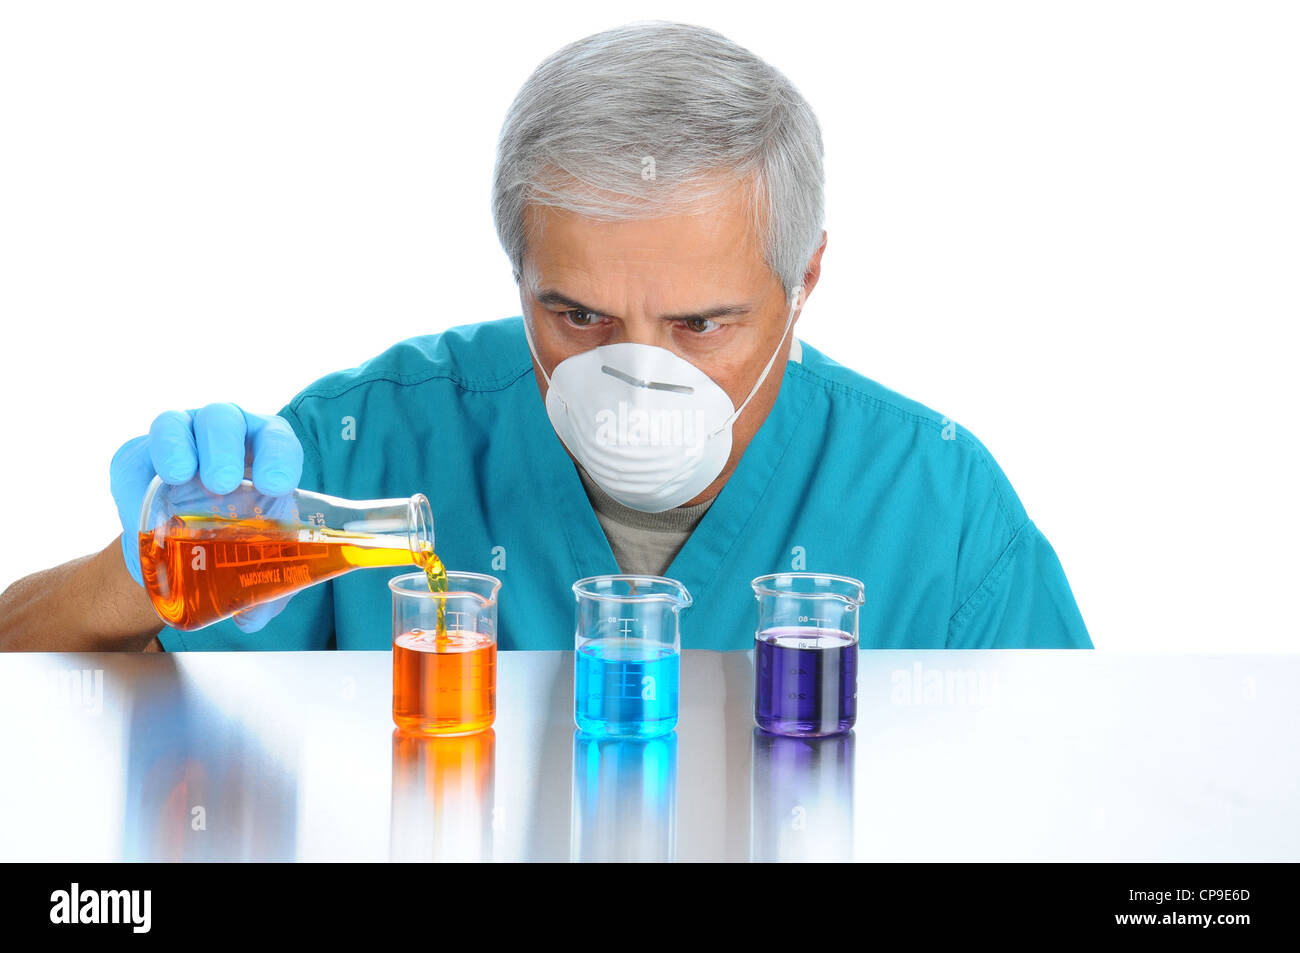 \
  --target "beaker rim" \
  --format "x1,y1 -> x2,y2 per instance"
750,572 -> 865,604
572,574 -> 693,608
389,570 -> 503,605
